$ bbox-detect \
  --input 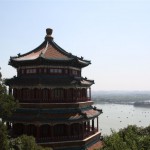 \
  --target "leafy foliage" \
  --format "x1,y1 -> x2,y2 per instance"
0,93 -> 19,119
9,135 -> 52,150
0,72 -> 19,120
99,125 -> 150,150
0,122 -> 9,150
